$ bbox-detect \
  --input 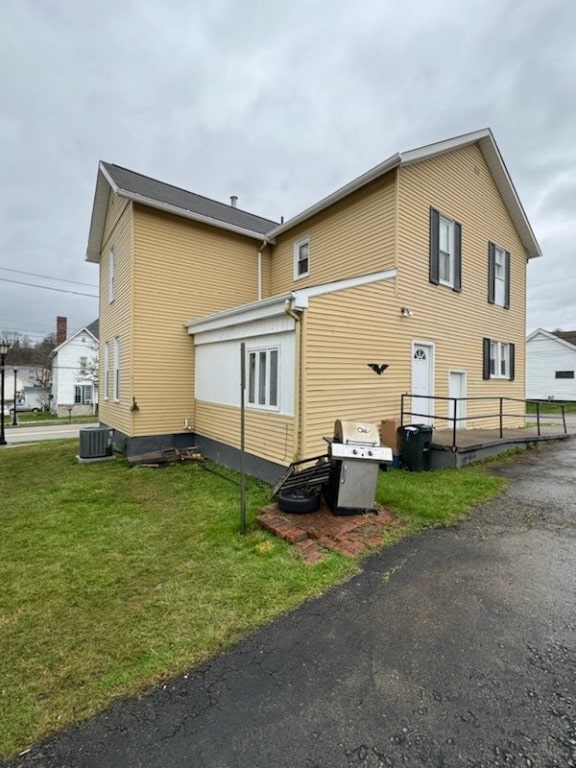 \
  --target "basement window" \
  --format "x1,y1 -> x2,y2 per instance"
555,370 -> 574,379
